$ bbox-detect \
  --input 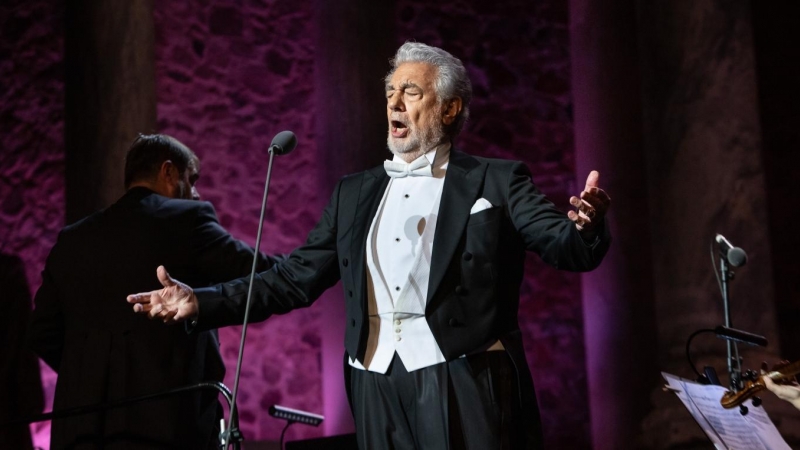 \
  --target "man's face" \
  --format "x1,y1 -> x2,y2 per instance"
386,62 -> 446,156
176,158 -> 200,200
